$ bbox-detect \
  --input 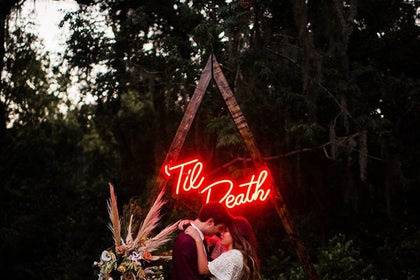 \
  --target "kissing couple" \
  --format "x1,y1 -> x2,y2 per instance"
171,202 -> 261,280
